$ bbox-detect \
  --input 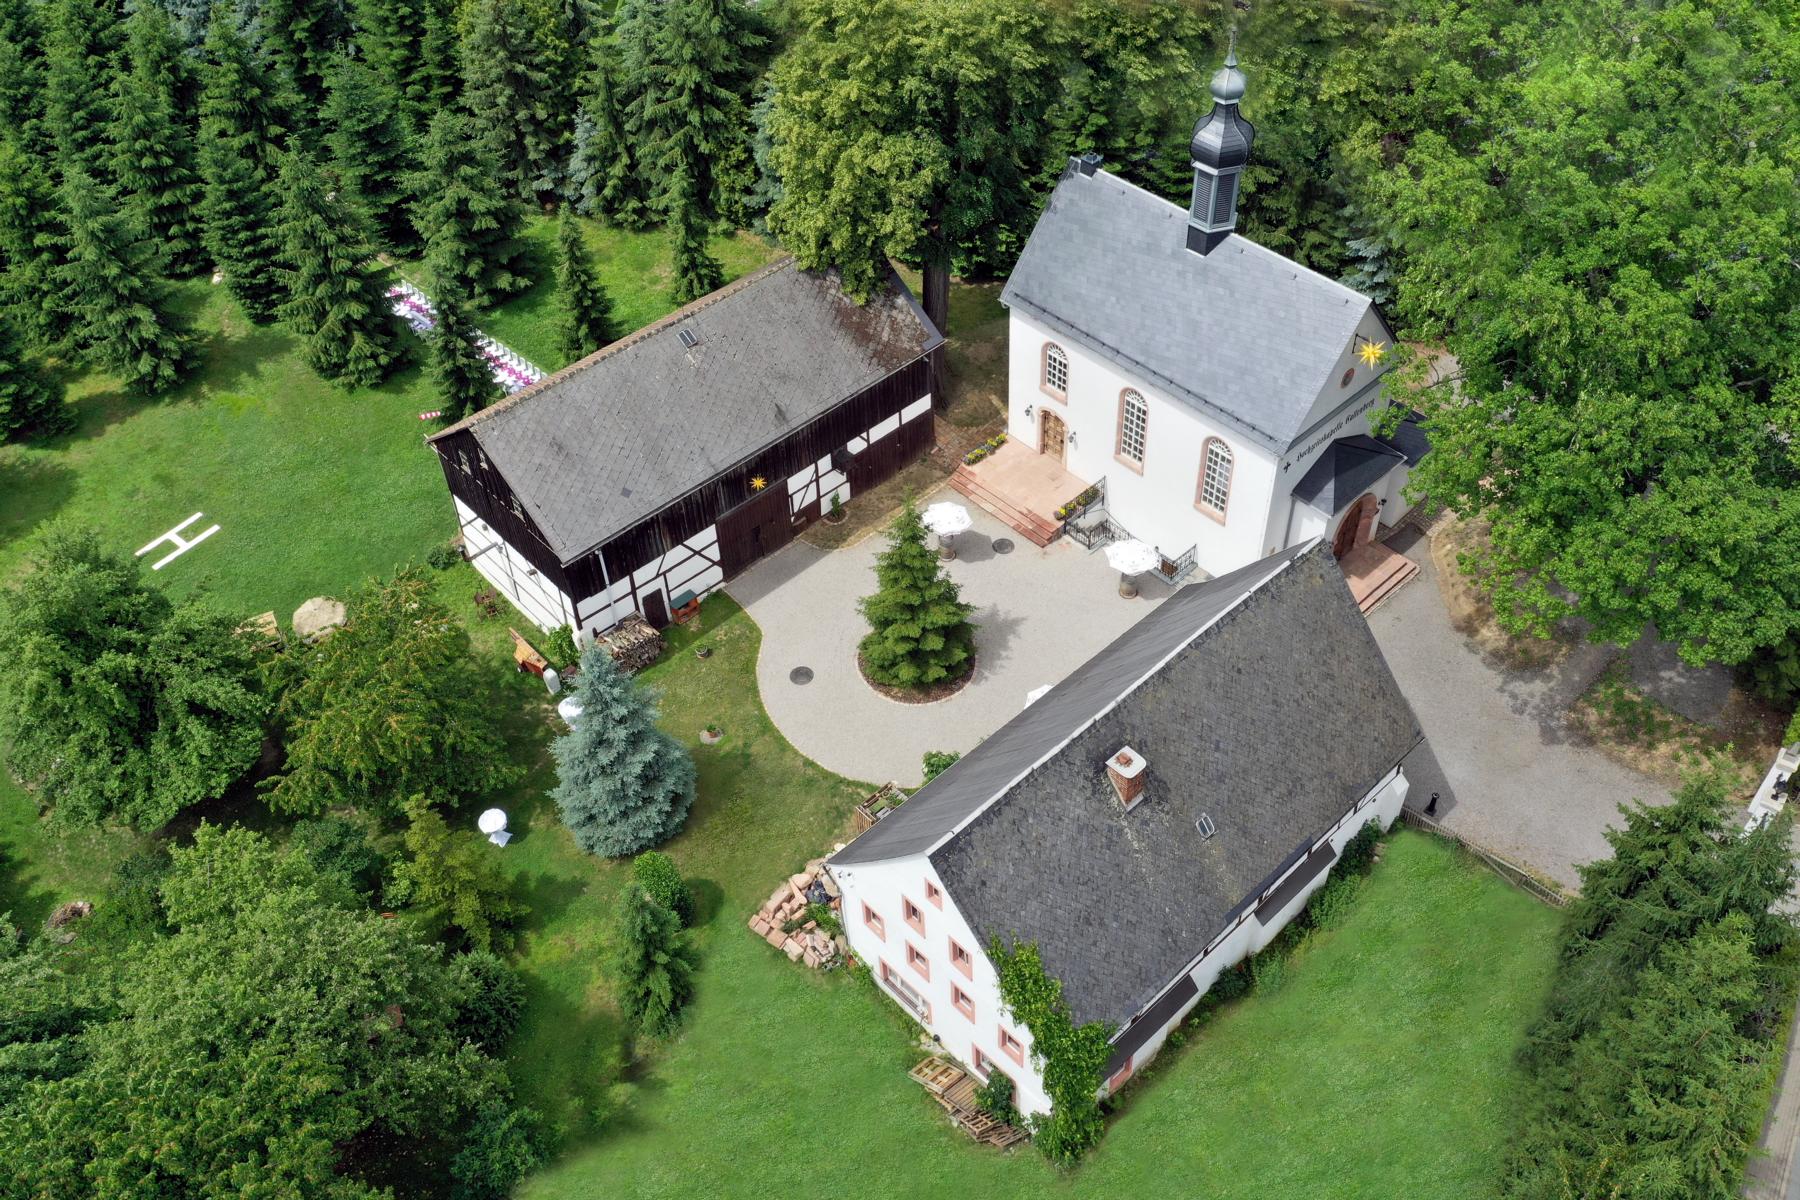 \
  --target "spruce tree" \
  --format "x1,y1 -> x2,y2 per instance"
410,110 -> 530,308
197,7 -> 288,322
549,647 -> 697,858
554,210 -> 612,363
112,4 -> 206,275
321,56 -> 416,252
256,0 -> 344,113
567,47 -> 649,228
612,882 -> 698,1036
857,498 -> 976,688
428,279 -> 500,423
460,0 -> 562,202
276,152 -> 402,389
42,0 -> 124,183
0,138 -> 76,351
666,163 -> 722,305
352,0 -> 455,134
55,169 -> 194,396
0,313 -> 72,440
0,0 -> 48,157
